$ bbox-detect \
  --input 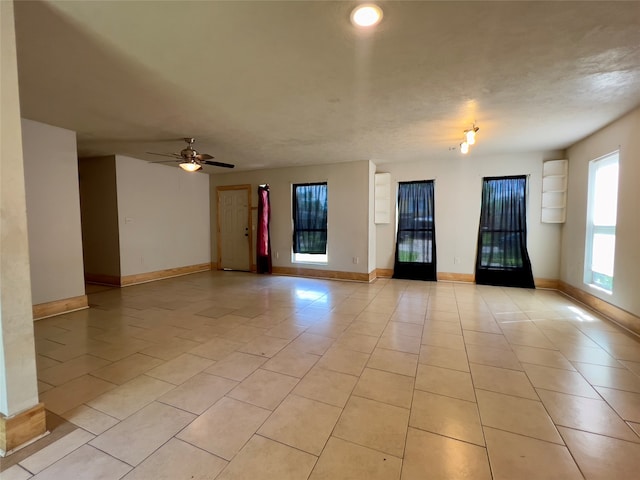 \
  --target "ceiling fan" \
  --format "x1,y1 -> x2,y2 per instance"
147,138 -> 234,172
